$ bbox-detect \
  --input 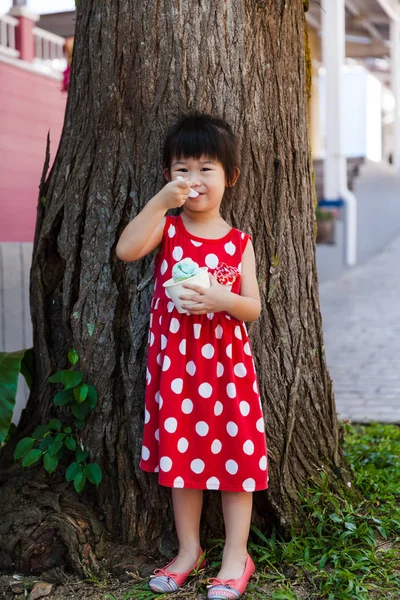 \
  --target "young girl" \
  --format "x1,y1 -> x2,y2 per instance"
116,114 -> 269,599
